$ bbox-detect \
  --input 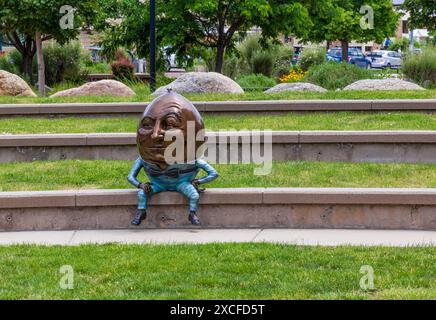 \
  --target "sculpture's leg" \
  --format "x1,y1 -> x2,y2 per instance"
176,182 -> 200,225
132,183 -> 165,226
137,183 -> 165,209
